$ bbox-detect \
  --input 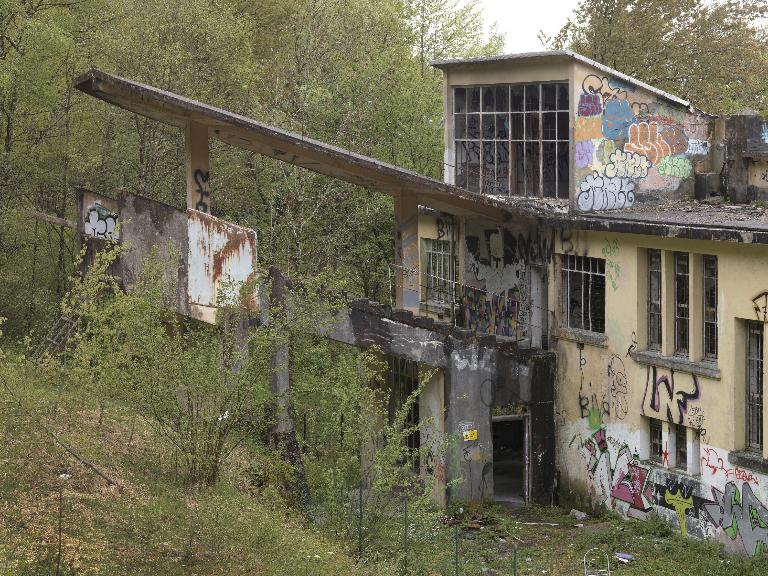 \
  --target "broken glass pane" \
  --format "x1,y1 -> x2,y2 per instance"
496,114 -> 509,139
455,141 -> 468,188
